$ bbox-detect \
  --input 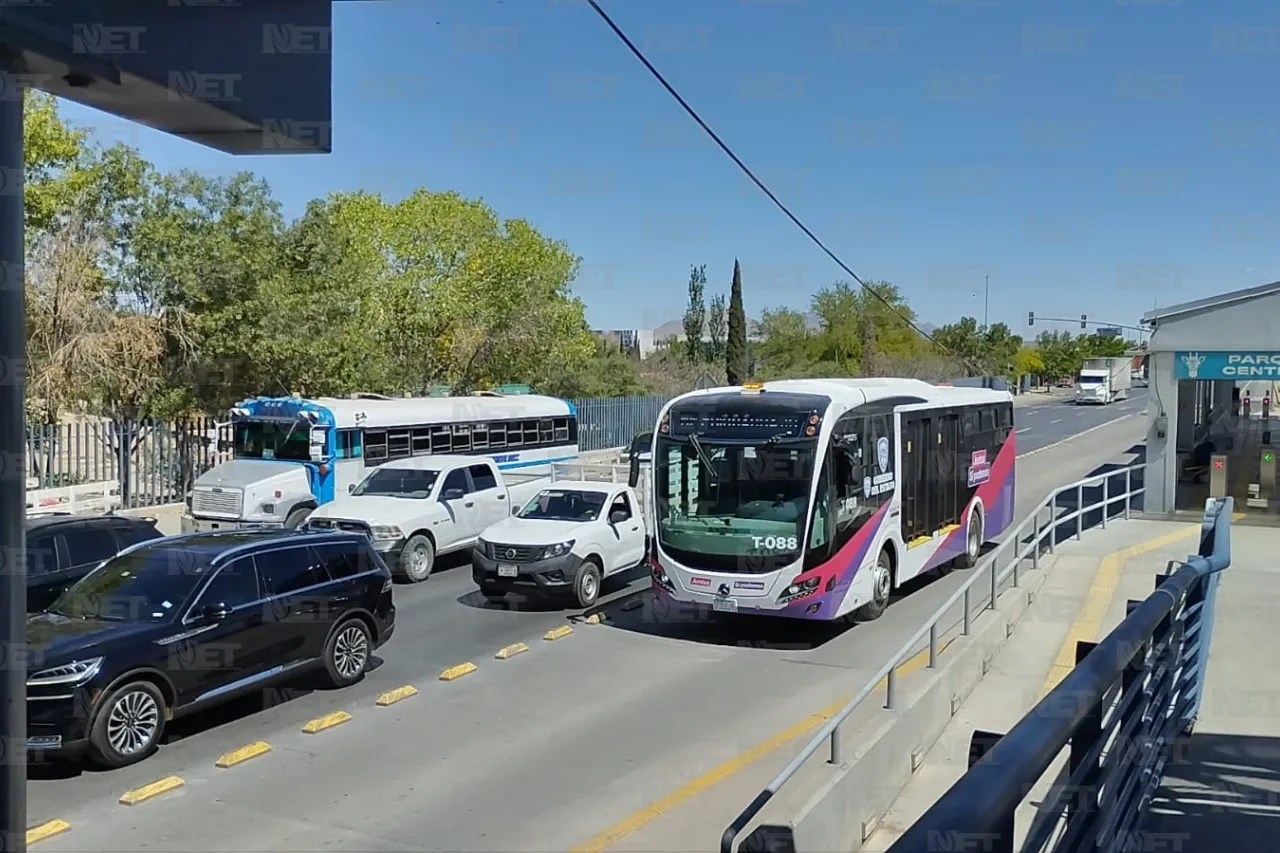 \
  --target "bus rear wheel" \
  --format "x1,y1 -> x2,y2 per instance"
957,509 -> 984,570
856,549 -> 893,621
